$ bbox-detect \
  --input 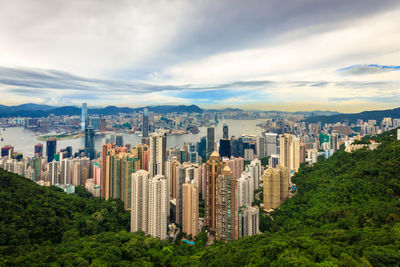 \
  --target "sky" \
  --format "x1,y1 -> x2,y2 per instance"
0,0 -> 399,112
